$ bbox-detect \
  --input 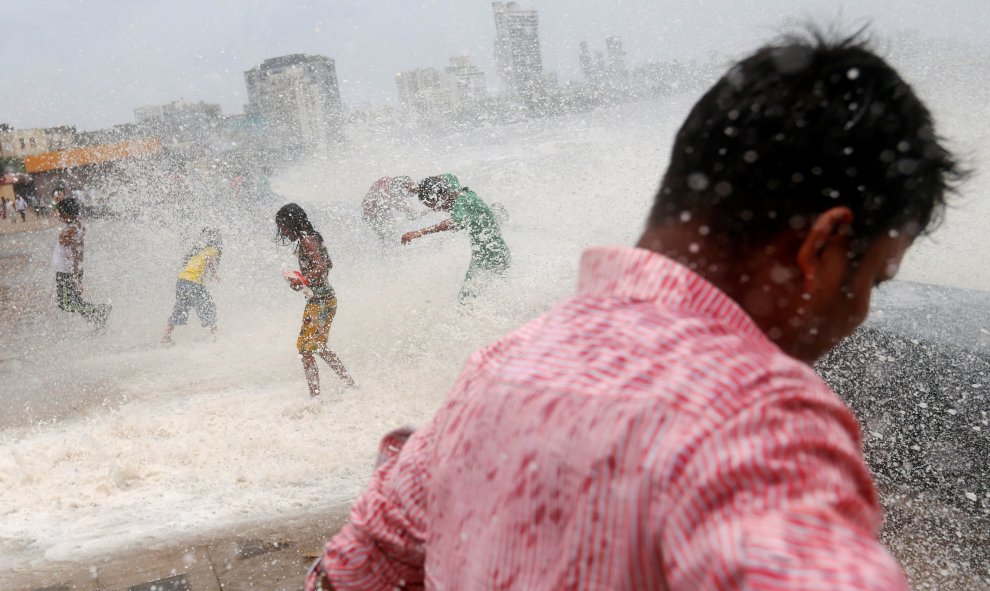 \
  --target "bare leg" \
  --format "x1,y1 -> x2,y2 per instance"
161,323 -> 175,345
301,351 -> 321,397
317,348 -> 356,388
210,325 -> 218,342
